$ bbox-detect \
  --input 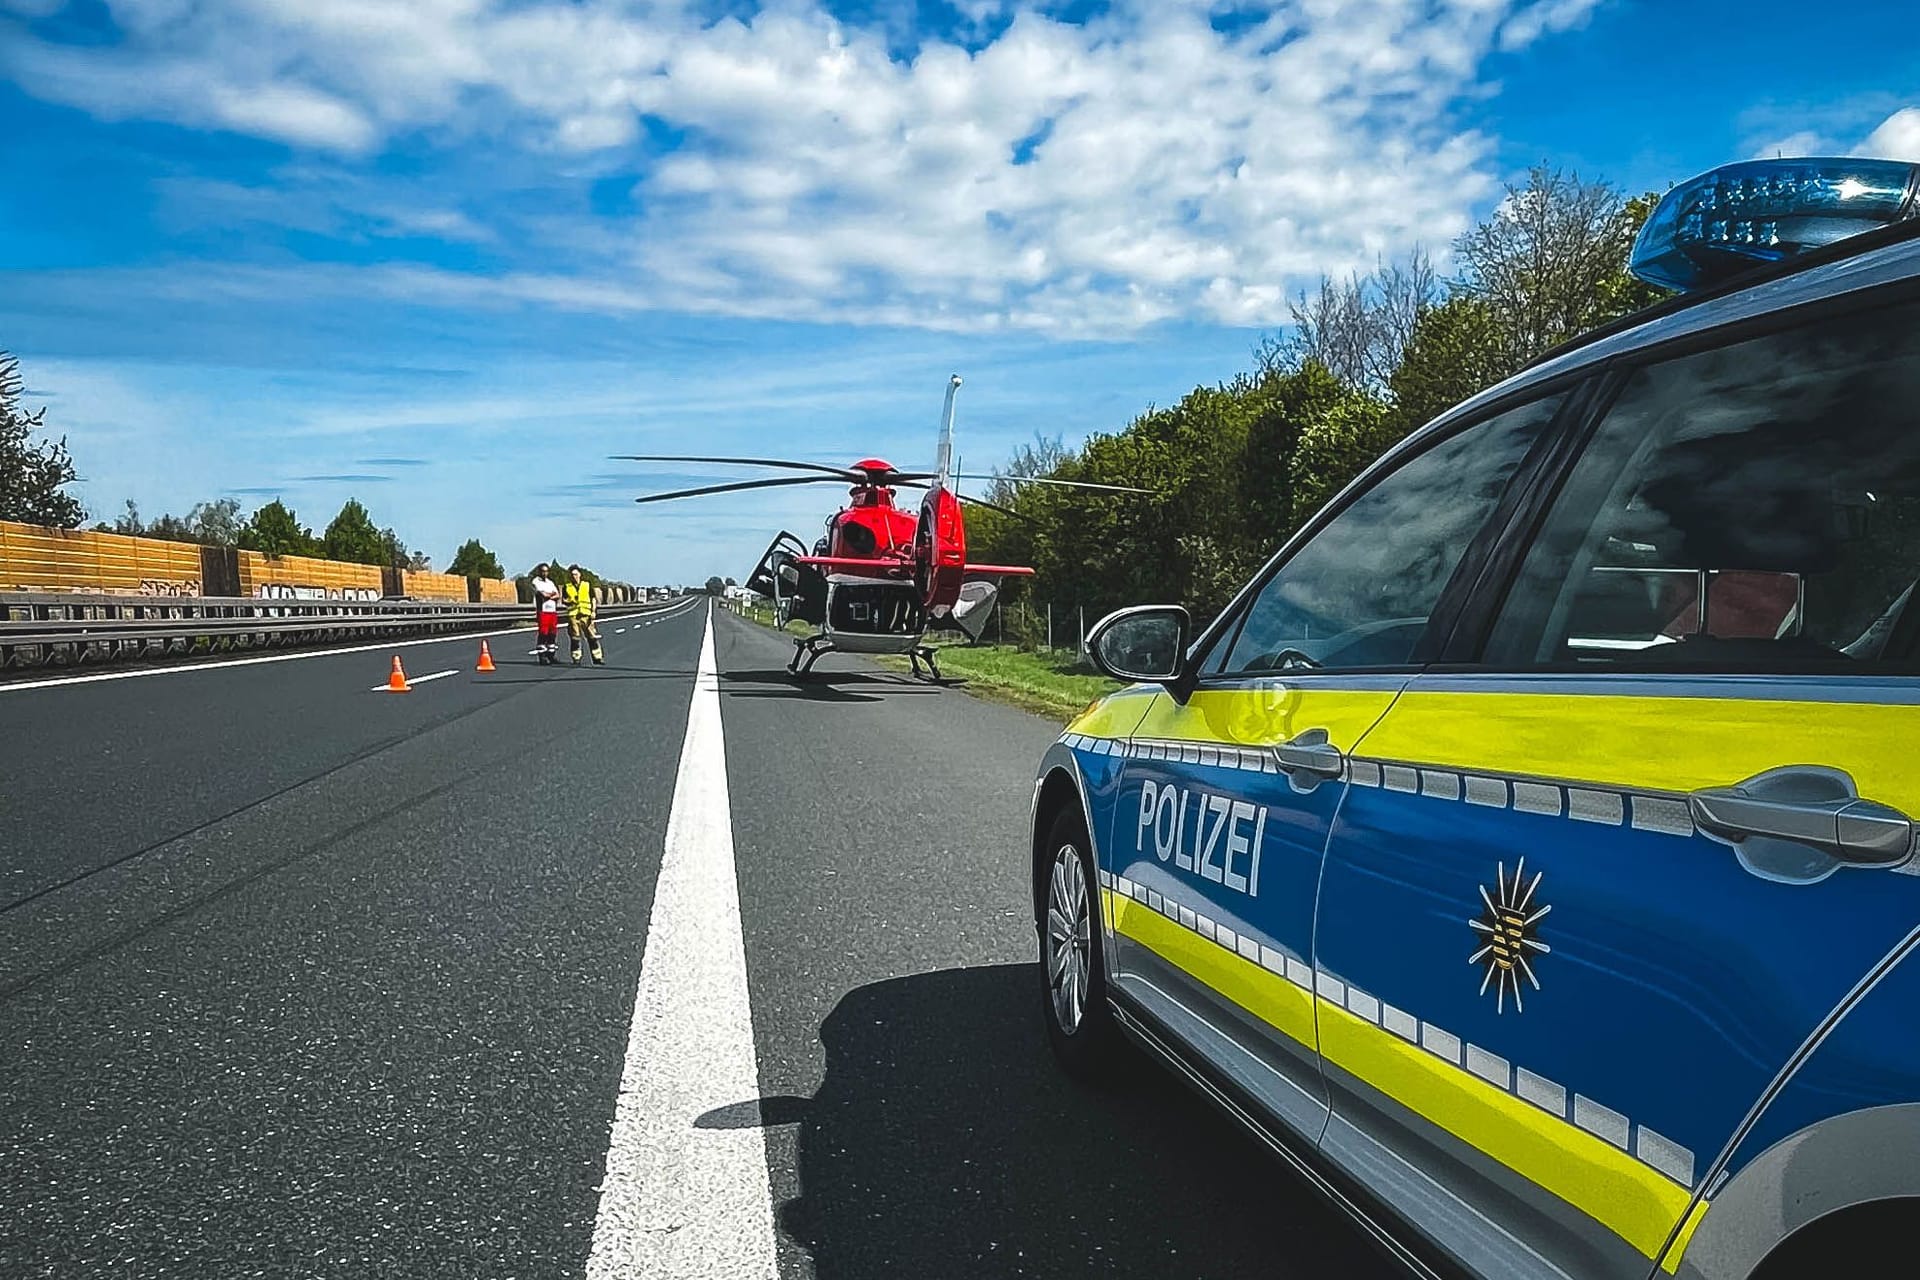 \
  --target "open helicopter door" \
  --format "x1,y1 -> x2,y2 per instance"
746,531 -> 826,626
